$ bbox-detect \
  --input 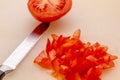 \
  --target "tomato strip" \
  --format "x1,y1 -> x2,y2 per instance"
34,29 -> 118,80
